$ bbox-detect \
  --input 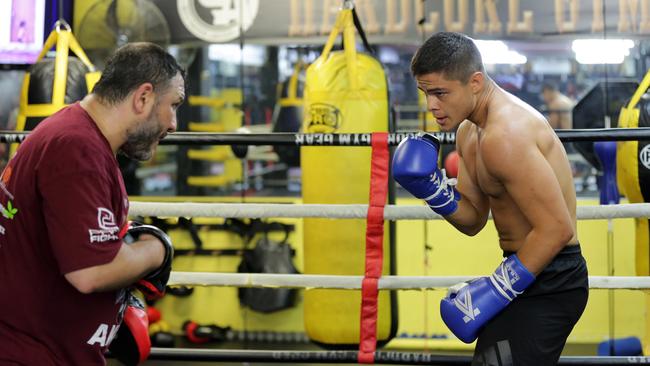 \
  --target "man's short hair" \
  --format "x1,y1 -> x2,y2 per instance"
92,42 -> 186,105
410,32 -> 484,83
